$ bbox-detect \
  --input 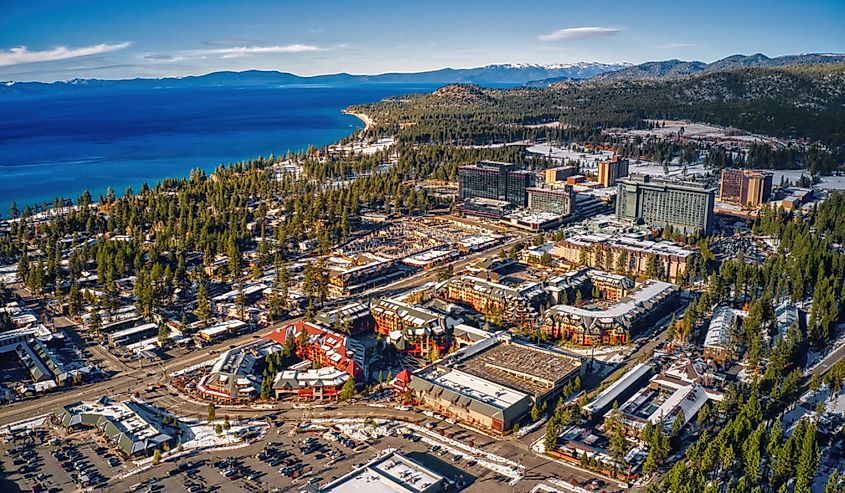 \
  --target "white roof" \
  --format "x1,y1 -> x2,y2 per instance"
704,307 -> 737,349
584,362 -> 652,413
432,369 -> 528,410
321,449 -> 443,493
